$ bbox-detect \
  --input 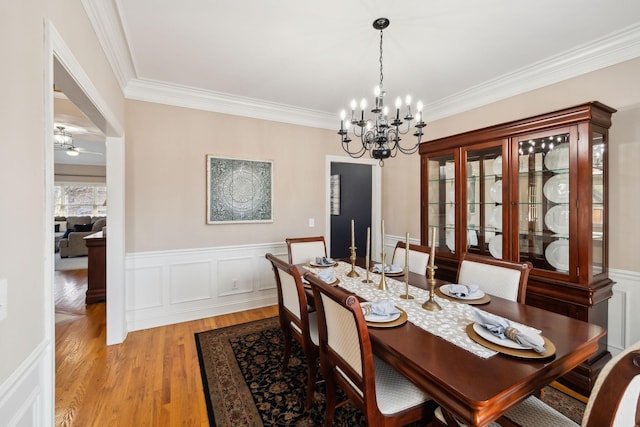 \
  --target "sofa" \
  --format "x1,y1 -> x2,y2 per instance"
58,216 -> 107,258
